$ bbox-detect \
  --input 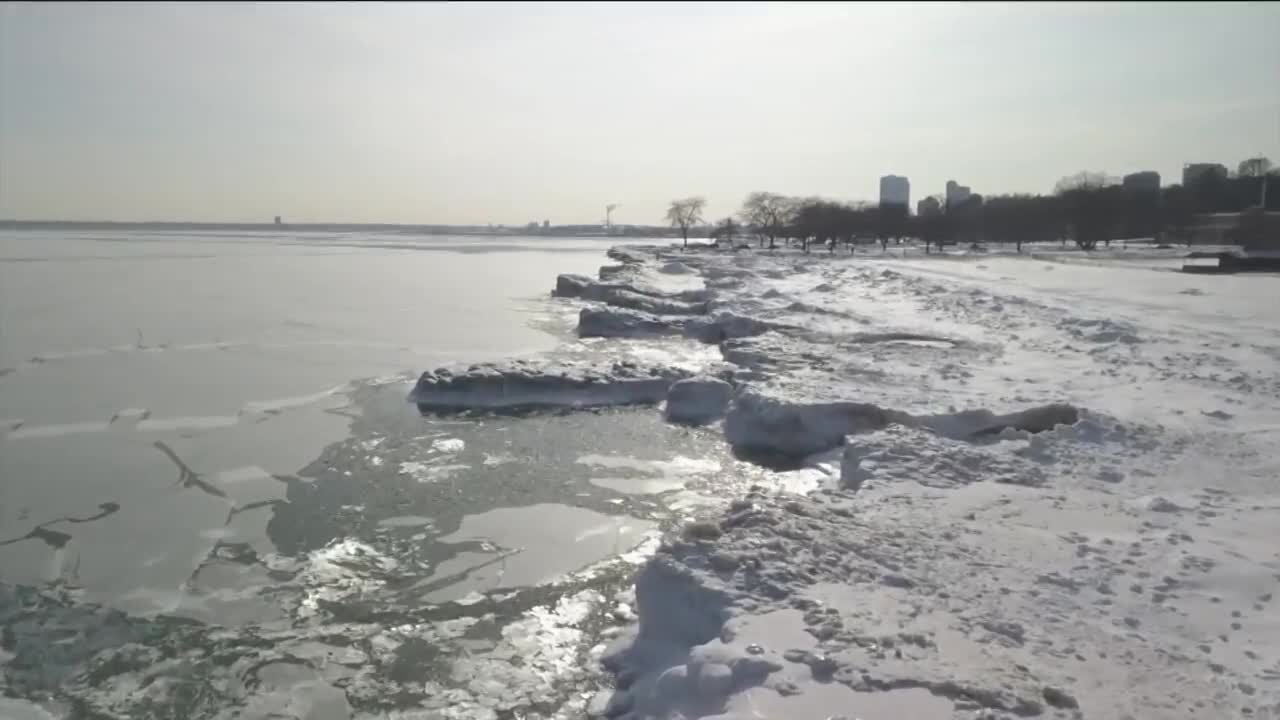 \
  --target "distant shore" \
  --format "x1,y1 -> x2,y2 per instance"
0,219 -> 700,240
